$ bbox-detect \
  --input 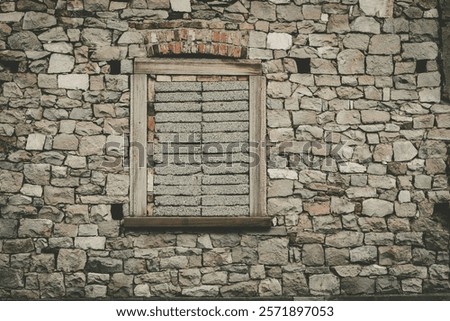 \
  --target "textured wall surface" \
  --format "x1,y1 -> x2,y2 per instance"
0,0 -> 449,299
